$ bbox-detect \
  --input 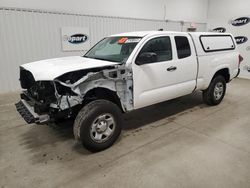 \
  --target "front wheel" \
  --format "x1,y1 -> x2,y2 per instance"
73,99 -> 122,152
203,75 -> 226,106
